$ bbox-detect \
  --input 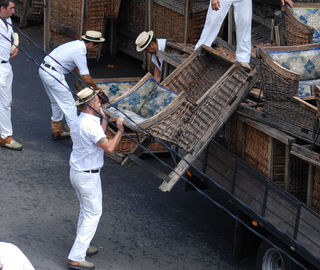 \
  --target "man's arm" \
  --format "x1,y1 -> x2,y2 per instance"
153,66 -> 161,83
10,32 -> 19,59
99,108 -> 108,133
281,0 -> 293,8
81,74 -> 99,90
97,118 -> 124,154
74,67 -> 99,90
